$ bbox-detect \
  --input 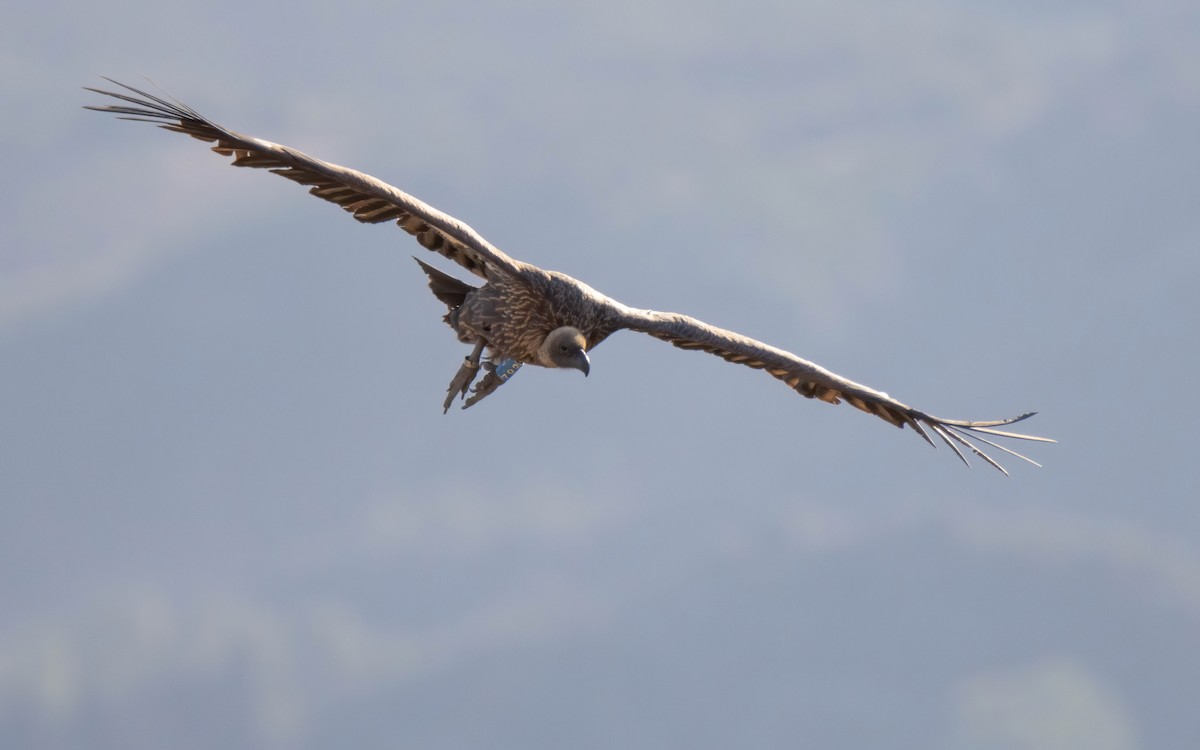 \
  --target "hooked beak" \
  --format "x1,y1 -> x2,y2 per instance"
573,350 -> 591,377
